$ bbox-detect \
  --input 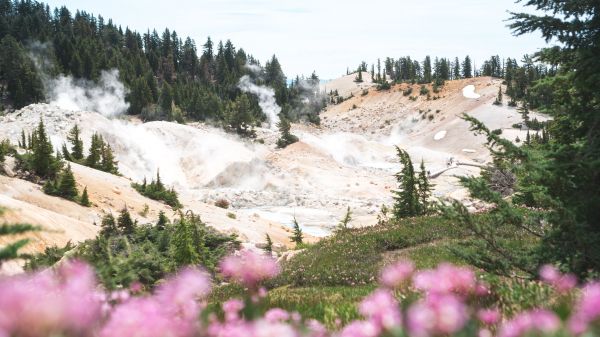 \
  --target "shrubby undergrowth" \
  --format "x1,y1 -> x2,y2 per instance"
1,251 -> 599,337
